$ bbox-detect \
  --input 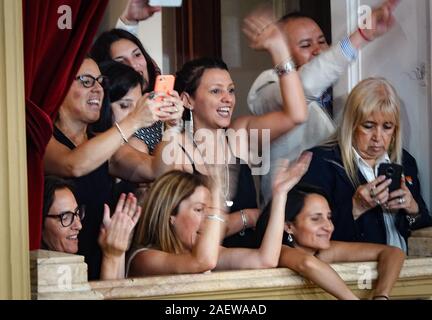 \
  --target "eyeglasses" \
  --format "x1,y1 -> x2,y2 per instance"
46,206 -> 85,227
75,74 -> 108,89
